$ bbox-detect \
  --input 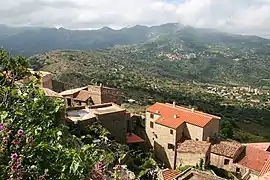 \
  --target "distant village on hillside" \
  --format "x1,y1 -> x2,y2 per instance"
20,69 -> 270,180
